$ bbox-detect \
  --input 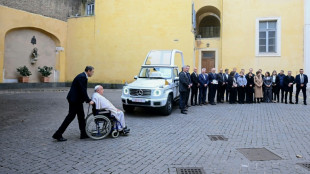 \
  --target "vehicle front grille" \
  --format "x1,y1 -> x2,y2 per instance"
129,89 -> 151,96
